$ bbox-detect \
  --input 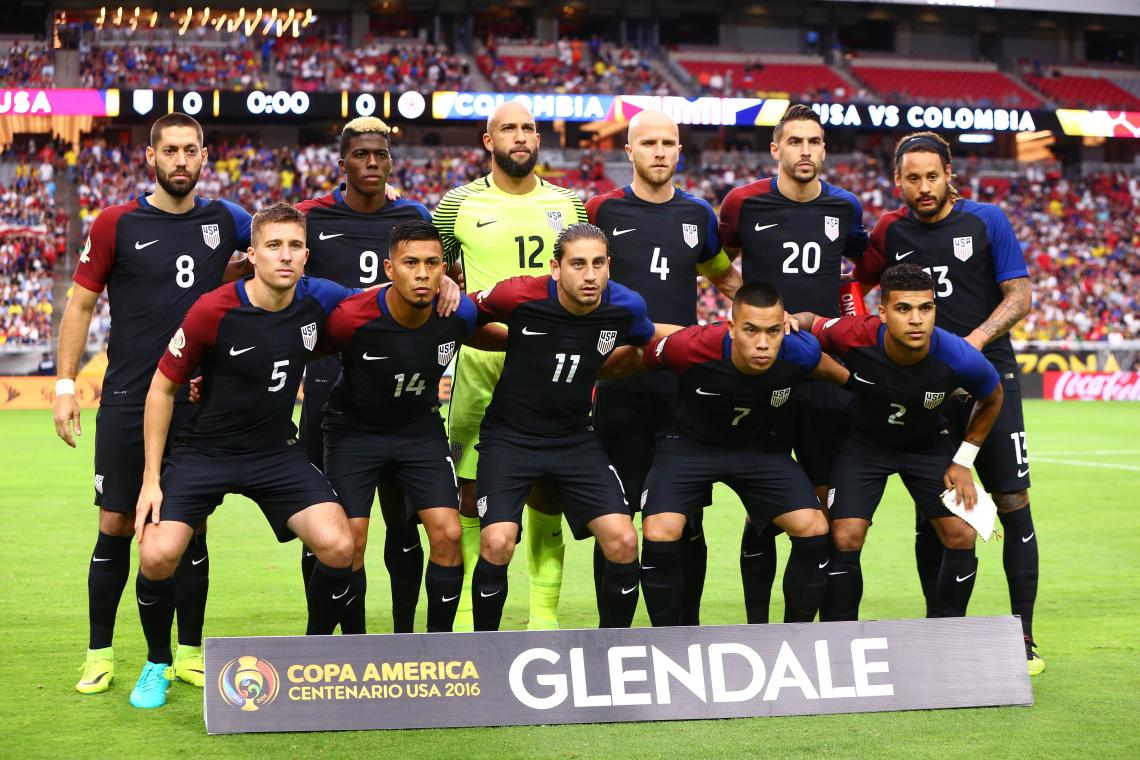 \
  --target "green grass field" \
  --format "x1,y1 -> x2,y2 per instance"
3,402 -> 1139,758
